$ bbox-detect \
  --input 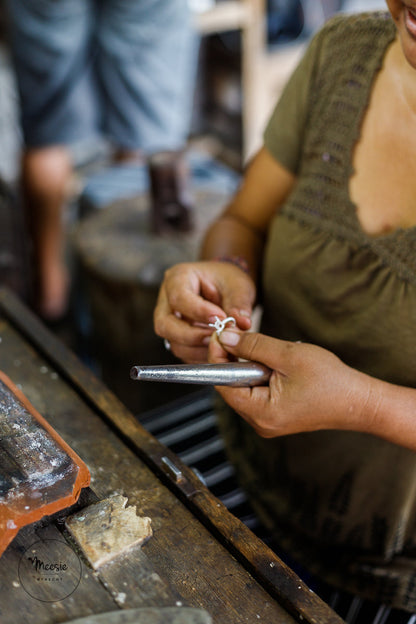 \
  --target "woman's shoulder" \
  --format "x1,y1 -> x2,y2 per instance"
316,10 -> 395,48
306,11 -> 396,78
